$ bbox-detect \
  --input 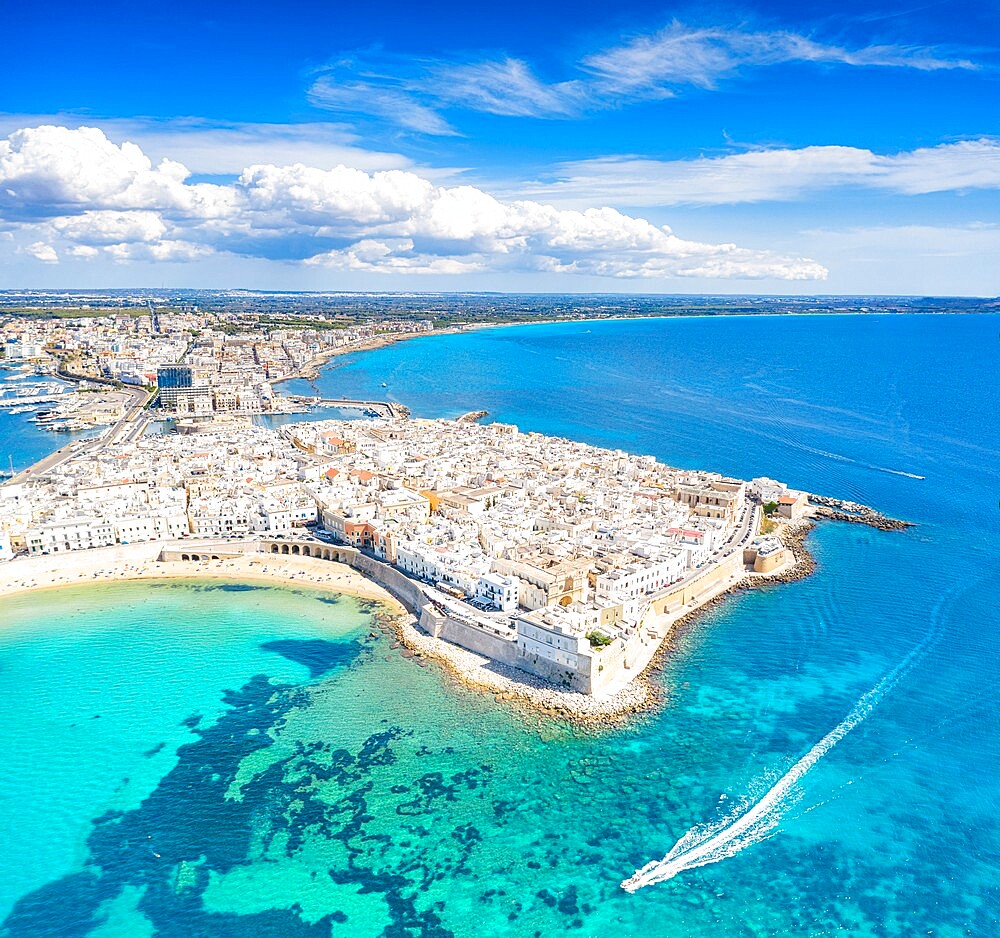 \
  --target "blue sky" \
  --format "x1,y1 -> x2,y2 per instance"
1,0 -> 997,294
